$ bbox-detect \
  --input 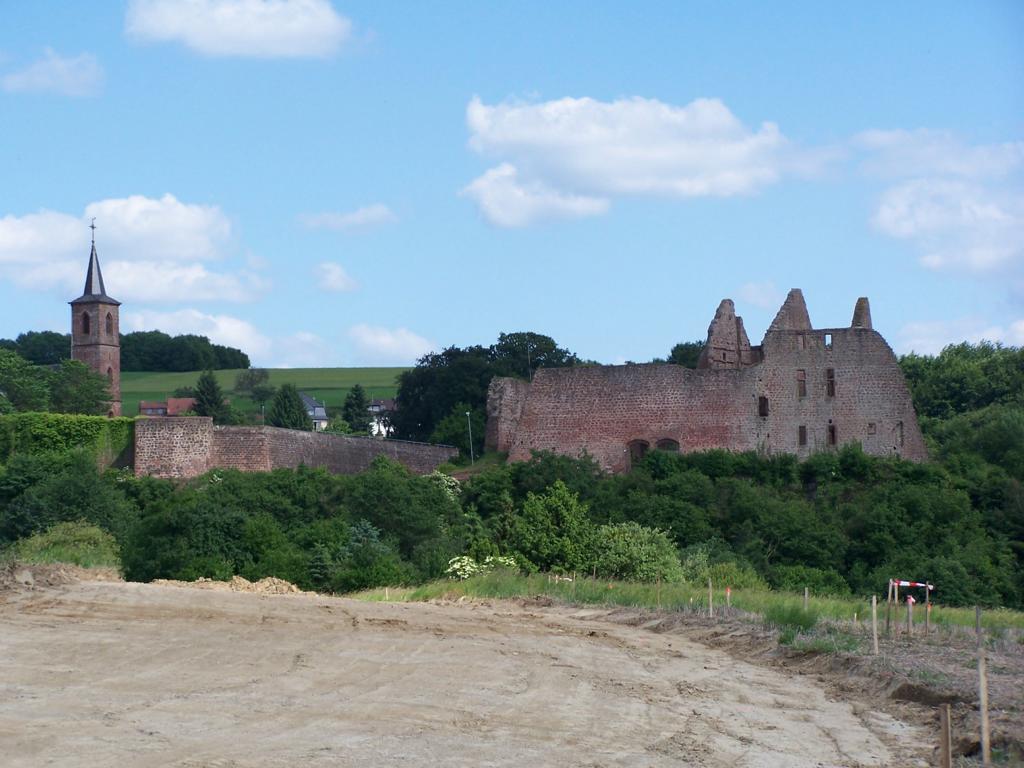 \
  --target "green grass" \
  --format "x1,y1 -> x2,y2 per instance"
348,571 -> 1024,631
120,367 -> 408,417
5,521 -> 121,570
